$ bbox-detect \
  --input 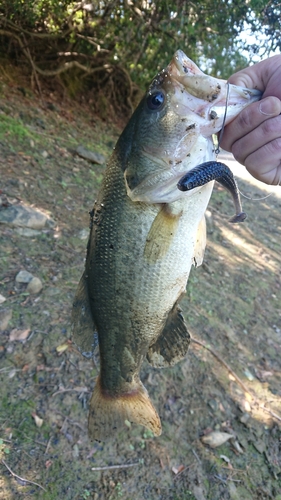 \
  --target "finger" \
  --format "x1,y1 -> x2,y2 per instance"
221,96 -> 281,152
240,138 -> 281,185
227,55 -> 281,97
231,113 -> 281,165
